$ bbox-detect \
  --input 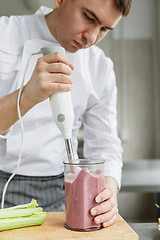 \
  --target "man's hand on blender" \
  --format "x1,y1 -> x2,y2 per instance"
90,176 -> 118,228
21,52 -> 74,109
